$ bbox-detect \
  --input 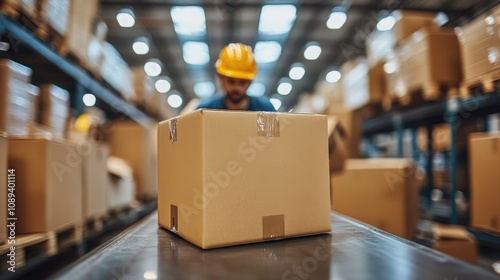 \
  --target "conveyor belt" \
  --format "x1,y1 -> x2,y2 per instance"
53,212 -> 499,280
